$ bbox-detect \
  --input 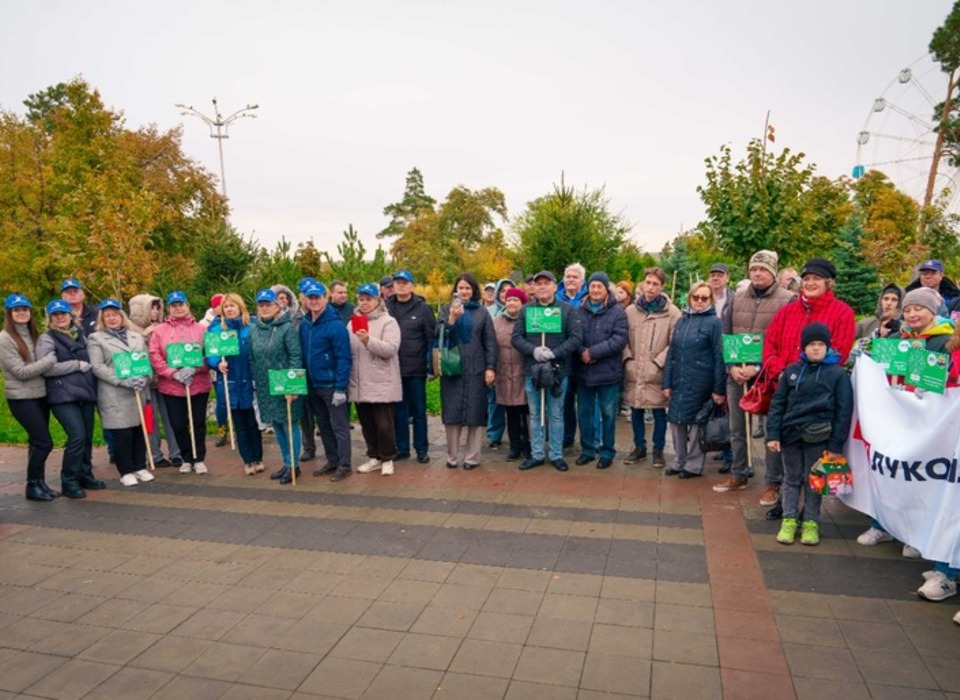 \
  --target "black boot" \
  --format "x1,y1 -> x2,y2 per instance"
78,465 -> 106,490
25,480 -> 55,502
270,466 -> 289,481
279,468 -> 301,485
60,476 -> 87,499
38,480 -> 61,498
